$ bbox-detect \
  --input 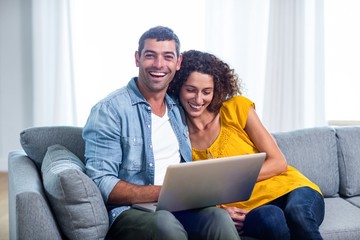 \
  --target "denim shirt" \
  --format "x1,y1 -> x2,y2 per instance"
82,77 -> 192,225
